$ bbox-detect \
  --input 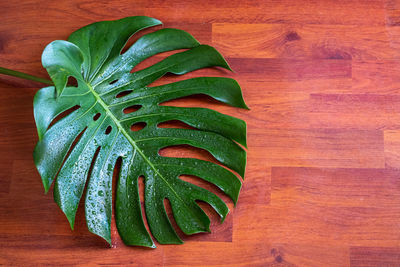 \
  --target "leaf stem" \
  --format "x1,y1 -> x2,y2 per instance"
0,67 -> 53,85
